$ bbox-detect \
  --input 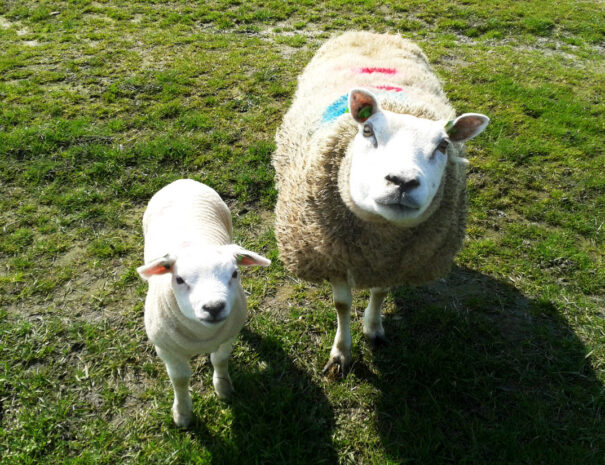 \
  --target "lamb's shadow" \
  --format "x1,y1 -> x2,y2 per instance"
368,267 -> 603,464
190,328 -> 337,465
